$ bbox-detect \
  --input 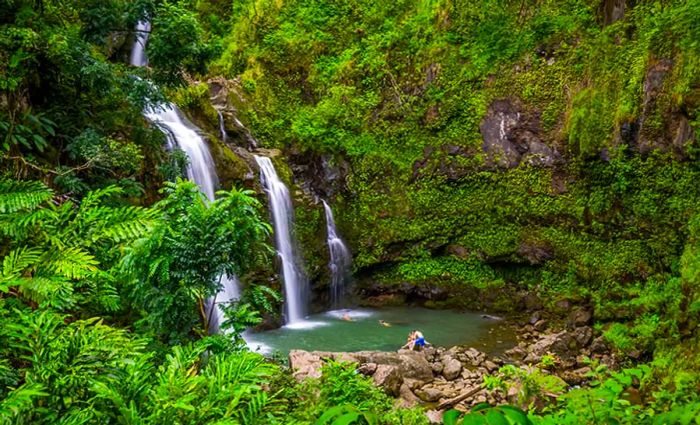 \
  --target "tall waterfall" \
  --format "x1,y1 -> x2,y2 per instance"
254,156 -> 308,324
322,201 -> 352,308
130,24 -> 240,334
